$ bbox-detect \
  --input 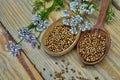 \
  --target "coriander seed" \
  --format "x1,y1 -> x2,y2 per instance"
78,30 -> 106,62
44,25 -> 76,53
